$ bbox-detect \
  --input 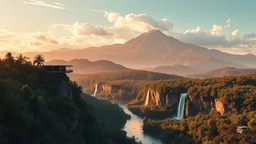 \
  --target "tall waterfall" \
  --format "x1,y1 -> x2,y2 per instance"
175,93 -> 187,120
144,90 -> 150,106
93,84 -> 98,96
